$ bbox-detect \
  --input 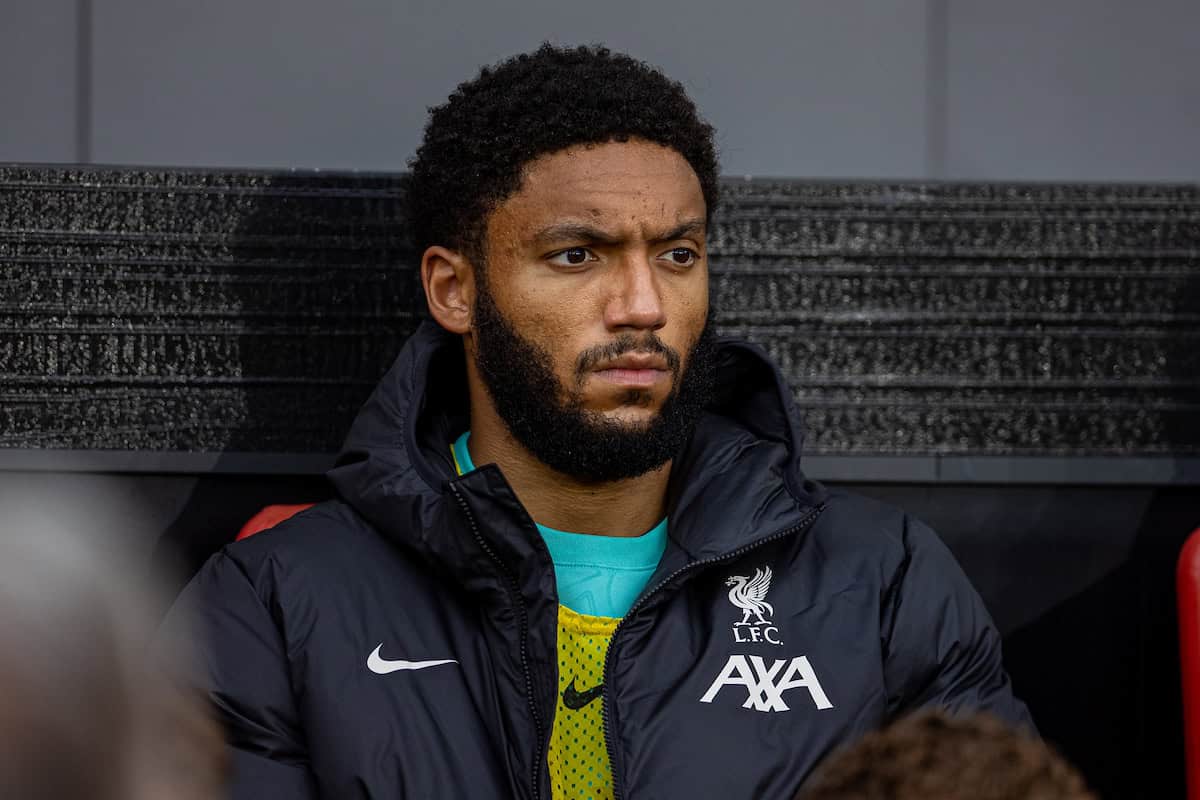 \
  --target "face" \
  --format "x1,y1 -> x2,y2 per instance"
467,139 -> 716,482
